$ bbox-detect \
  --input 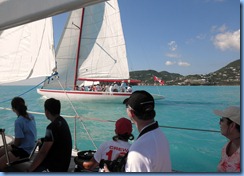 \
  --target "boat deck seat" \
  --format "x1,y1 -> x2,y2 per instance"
0,128 -> 40,172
